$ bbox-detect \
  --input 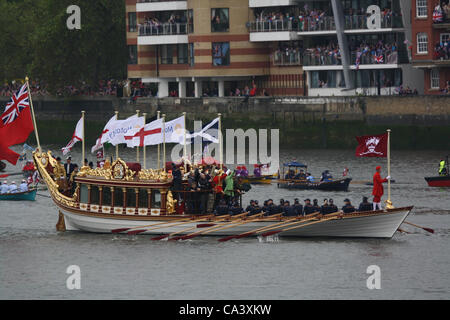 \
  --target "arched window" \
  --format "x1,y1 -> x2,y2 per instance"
416,0 -> 428,18
417,33 -> 428,53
